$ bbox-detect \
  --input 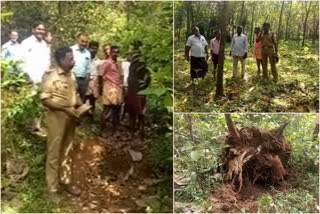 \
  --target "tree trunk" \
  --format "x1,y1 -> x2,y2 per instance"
186,2 -> 191,40
285,2 -> 292,41
185,114 -> 194,142
190,3 -> 194,28
312,124 -> 319,141
243,8 -> 247,33
316,19 -> 319,43
277,1 -> 285,44
238,1 -> 245,26
313,114 -> 319,141
302,1 -> 312,47
225,114 -> 241,142
249,3 -> 255,47
297,23 -> 301,40
312,5 -> 318,45
58,2 -> 69,16
231,12 -> 235,36
195,1 -> 201,25
215,1 -> 229,99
